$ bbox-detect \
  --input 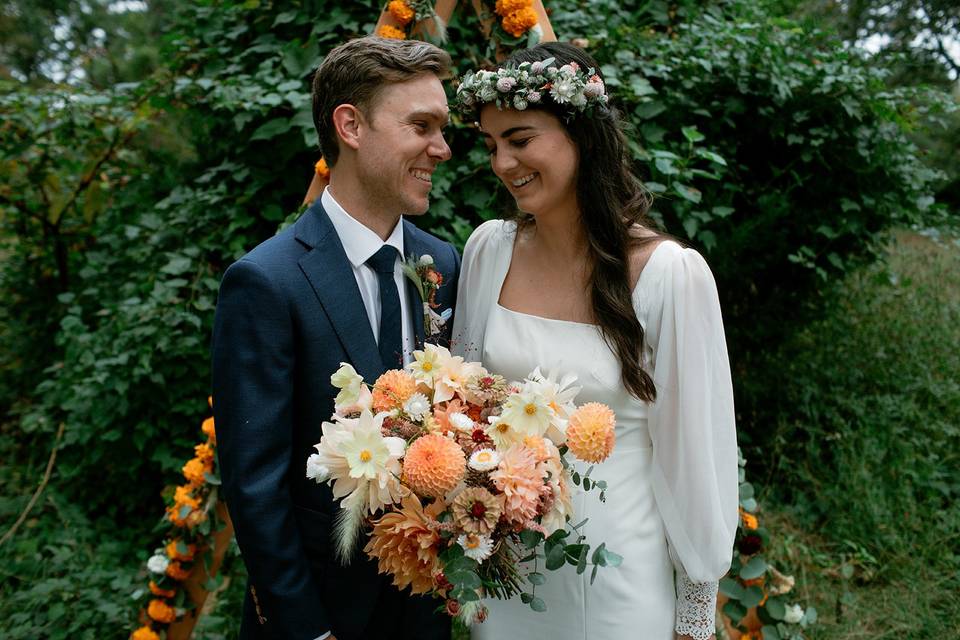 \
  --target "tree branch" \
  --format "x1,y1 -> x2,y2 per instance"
0,422 -> 66,547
